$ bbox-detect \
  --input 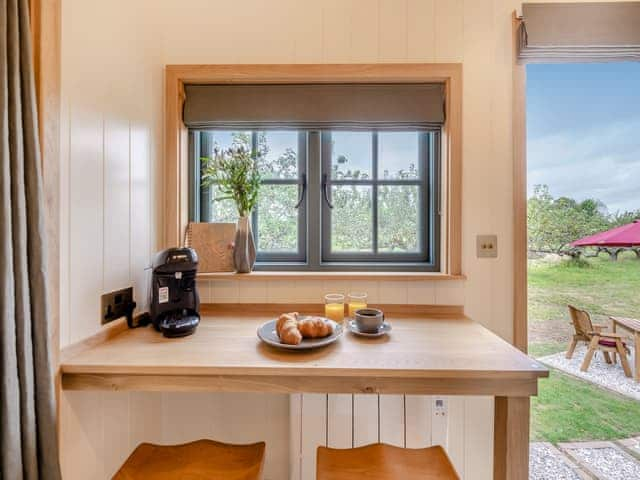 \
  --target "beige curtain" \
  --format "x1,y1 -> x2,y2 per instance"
0,0 -> 62,478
